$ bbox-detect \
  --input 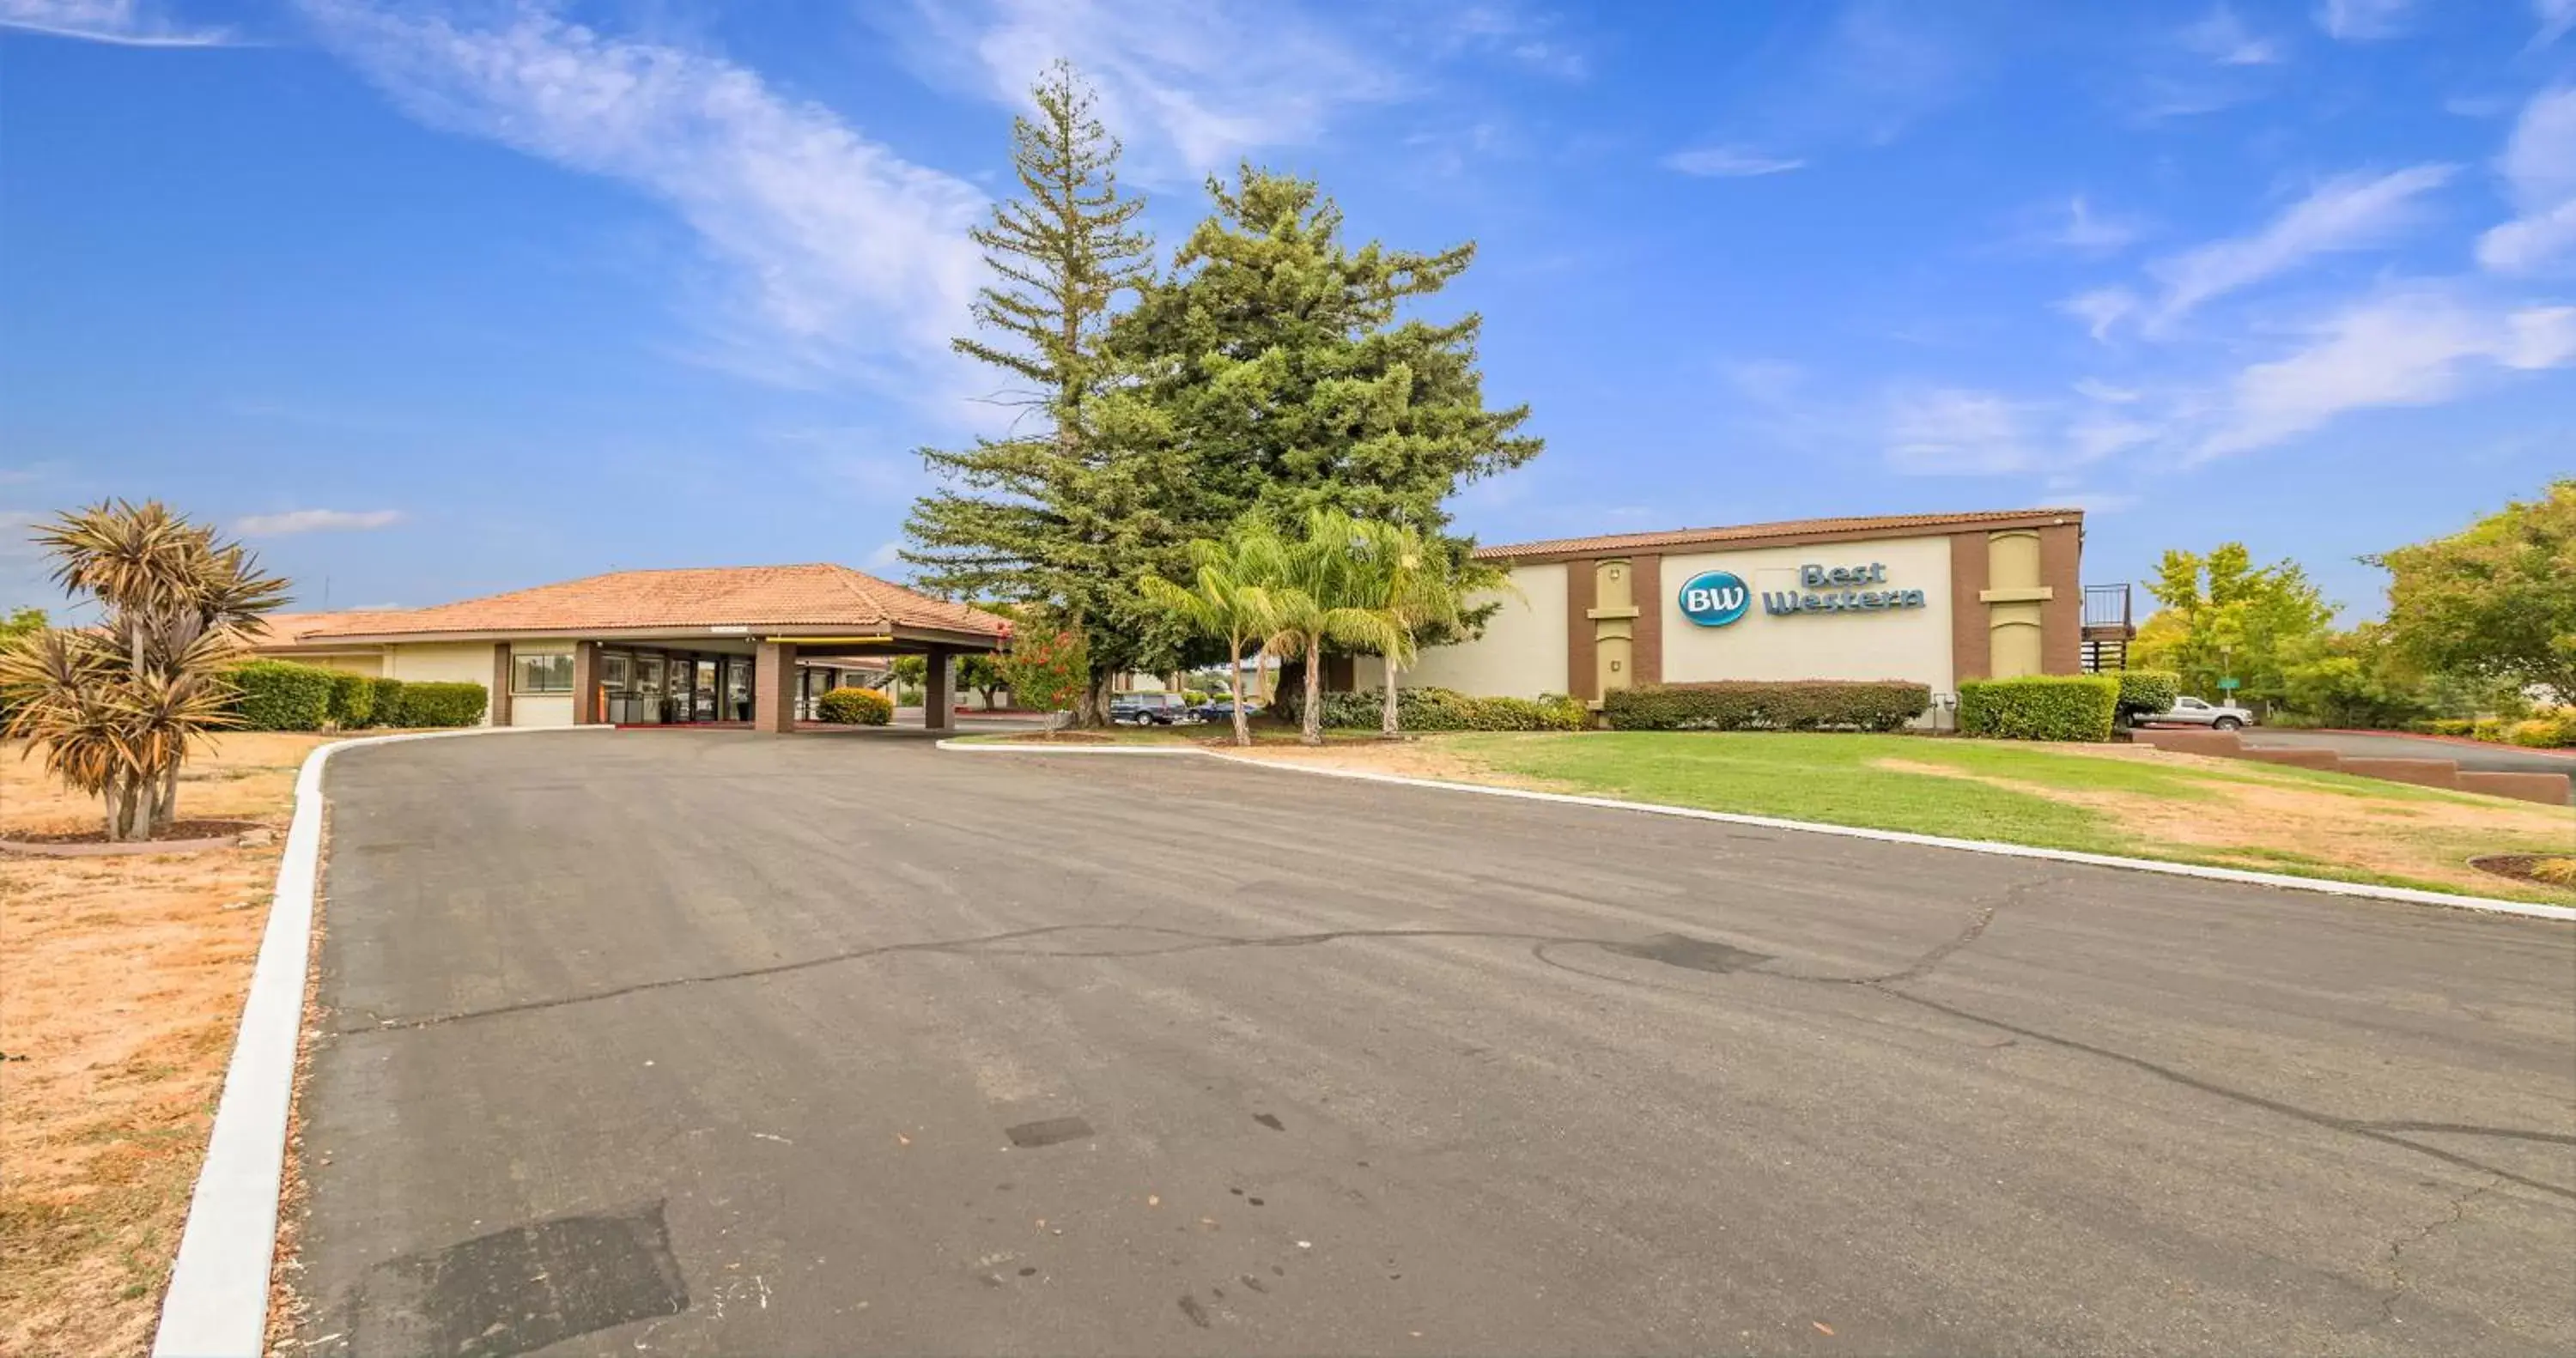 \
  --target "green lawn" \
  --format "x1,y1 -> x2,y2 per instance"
1426,731 -> 2576,904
